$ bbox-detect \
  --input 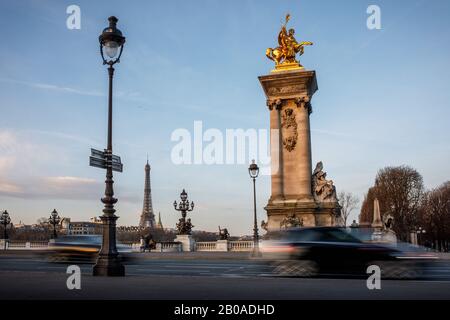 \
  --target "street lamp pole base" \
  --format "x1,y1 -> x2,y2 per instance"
93,257 -> 125,277
251,248 -> 262,258
92,213 -> 125,276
